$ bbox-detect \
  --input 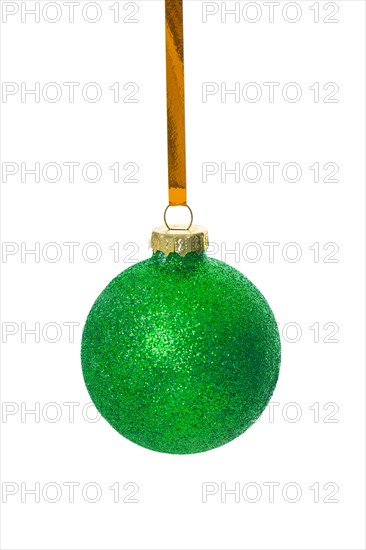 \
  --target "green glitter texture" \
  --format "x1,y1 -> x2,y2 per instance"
81,252 -> 281,454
